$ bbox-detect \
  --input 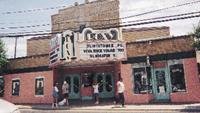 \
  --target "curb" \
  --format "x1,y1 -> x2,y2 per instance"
18,106 -> 200,112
